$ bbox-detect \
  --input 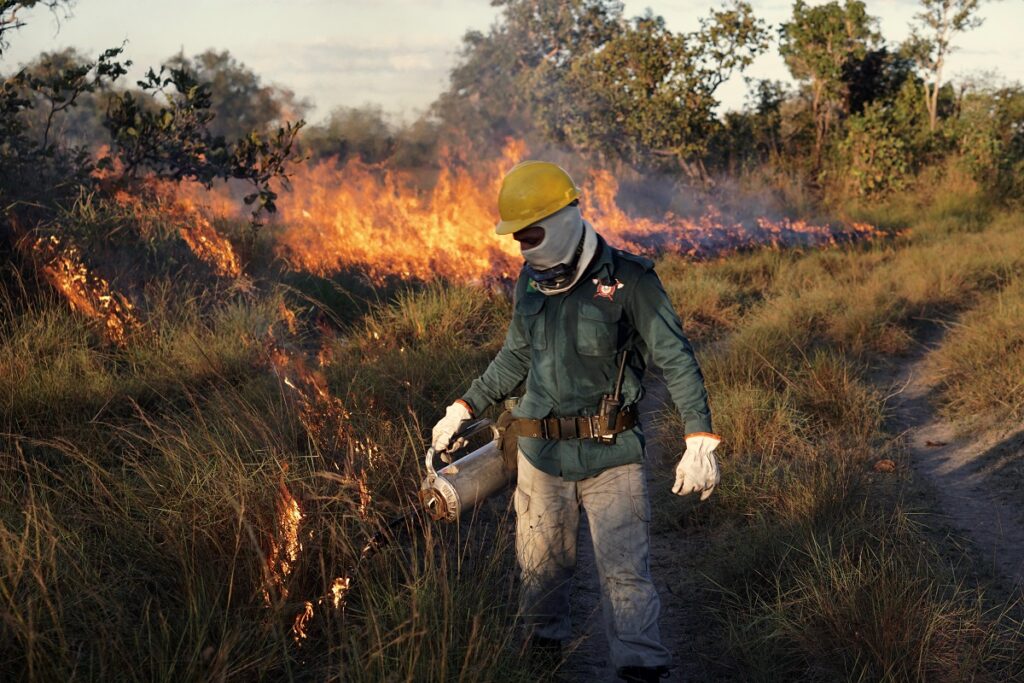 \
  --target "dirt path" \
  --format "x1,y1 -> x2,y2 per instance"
561,378 -> 717,682
887,338 -> 1024,589
559,336 -> 1024,681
